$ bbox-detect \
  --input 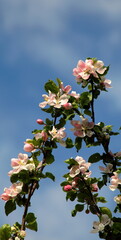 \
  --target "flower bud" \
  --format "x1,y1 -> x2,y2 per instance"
63,103 -> 72,110
20,230 -> 26,237
24,143 -> 35,152
36,119 -> 44,125
63,185 -> 72,191
91,183 -> 98,192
